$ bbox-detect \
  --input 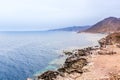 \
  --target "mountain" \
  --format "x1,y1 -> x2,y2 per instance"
84,17 -> 120,33
48,26 -> 90,32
